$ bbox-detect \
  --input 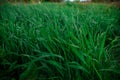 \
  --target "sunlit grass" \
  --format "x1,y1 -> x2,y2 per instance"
0,3 -> 120,80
